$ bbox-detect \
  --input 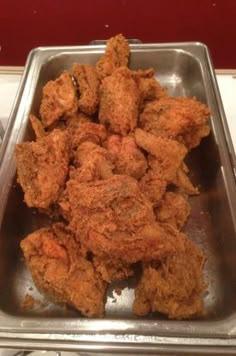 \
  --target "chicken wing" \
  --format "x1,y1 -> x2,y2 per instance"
20,223 -> 107,317
135,128 -> 187,181
133,229 -> 205,319
40,72 -> 78,128
105,135 -> 147,179
73,64 -> 100,115
99,67 -> 140,135
15,129 -> 70,209
96,34 -> 130,79
140,96 -> 210,149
